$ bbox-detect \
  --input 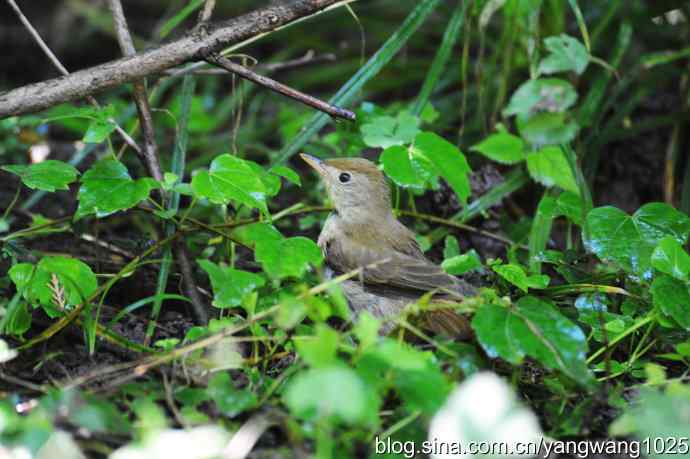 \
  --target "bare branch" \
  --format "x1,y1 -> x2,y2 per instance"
5,0 -> 144,156
108,0 -> 163,181
199,0 -> 217,23
0,0 -> 355,119
174,239 -> 209,325
205,53 -> 355,121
